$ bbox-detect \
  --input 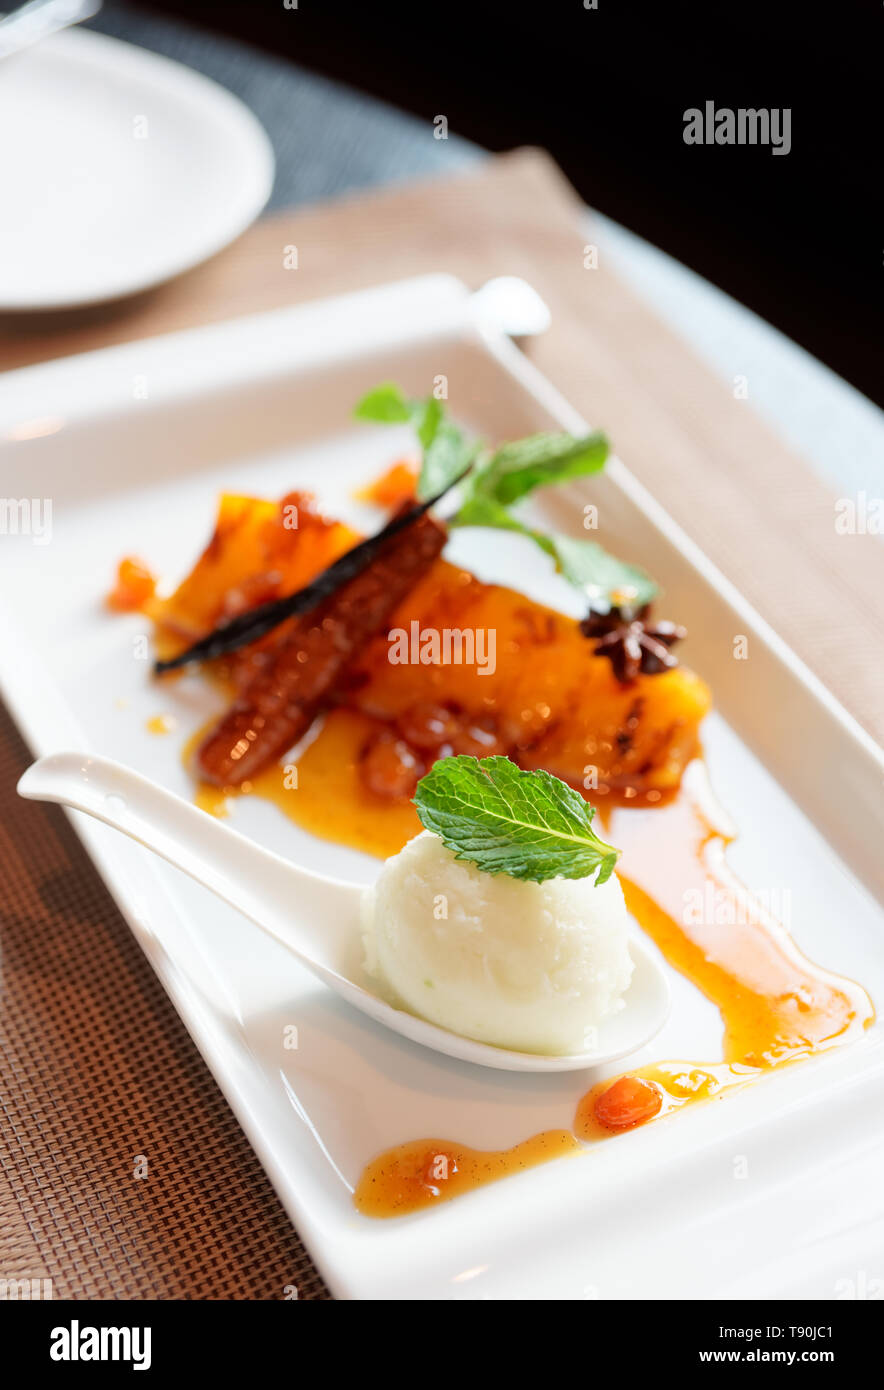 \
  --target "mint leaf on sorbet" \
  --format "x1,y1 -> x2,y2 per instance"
413,755 -> 619,885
